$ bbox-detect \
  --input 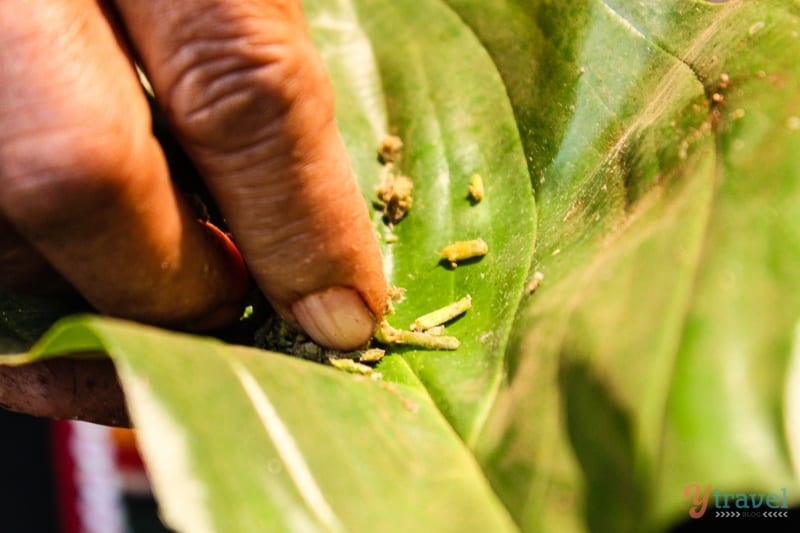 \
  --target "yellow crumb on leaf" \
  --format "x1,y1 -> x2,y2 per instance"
377,135 -> 403,164
526,271 -> 545,295
359,348 -> 386,363
468,173 -> 484,202
375,164 -> 413,225
437,238 -> 488,268
411,295 -> 472,331
328,357 -> 382,379
374,320 -> 460,350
